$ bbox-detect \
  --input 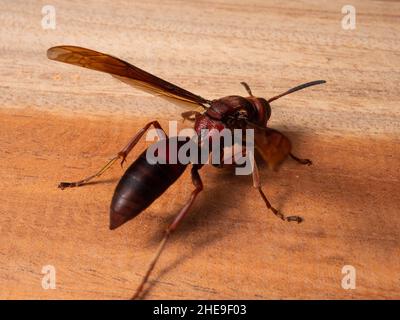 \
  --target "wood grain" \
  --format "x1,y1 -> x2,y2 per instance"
0,0 -> 399,299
